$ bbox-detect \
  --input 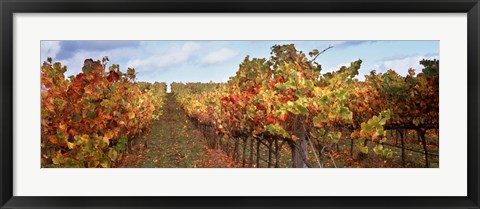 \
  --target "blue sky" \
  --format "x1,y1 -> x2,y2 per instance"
41,40 -> 439,88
